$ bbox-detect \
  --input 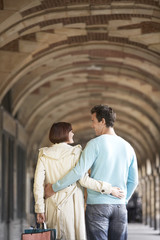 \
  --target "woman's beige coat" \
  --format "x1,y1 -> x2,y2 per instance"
34,143 -> 112,240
